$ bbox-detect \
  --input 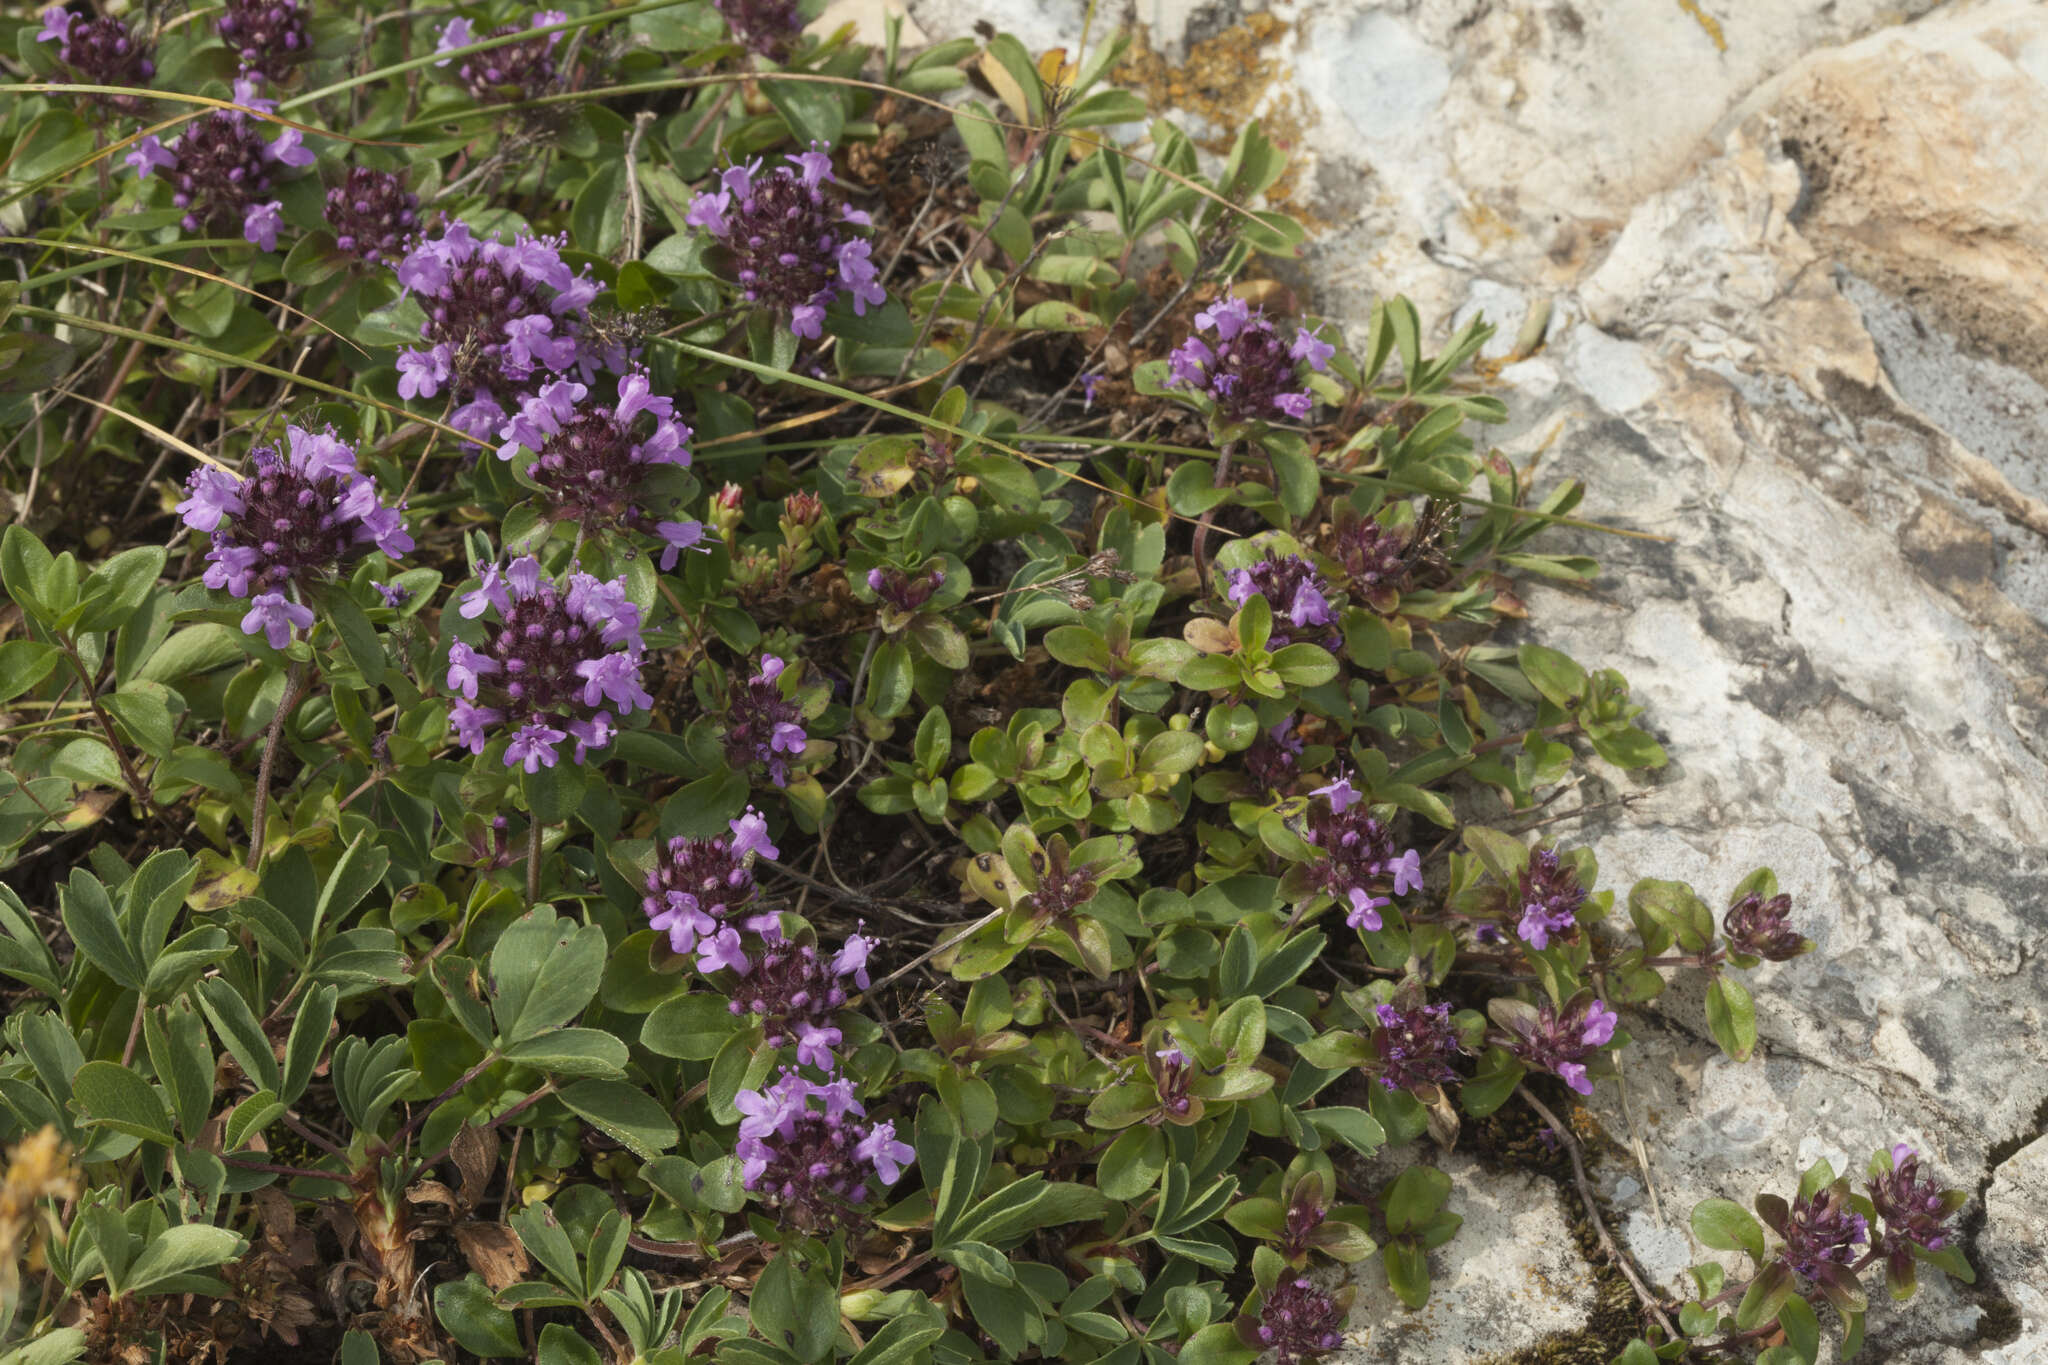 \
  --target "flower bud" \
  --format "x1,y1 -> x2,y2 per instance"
1723,891 -> 1811,962
780,490 -> 825,550
711,482 -> 746,538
